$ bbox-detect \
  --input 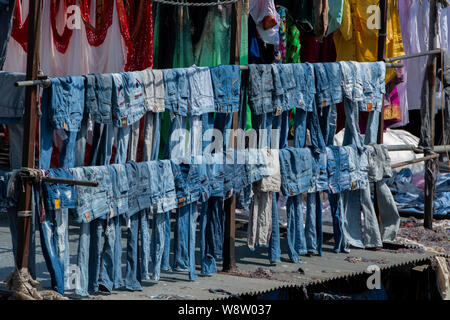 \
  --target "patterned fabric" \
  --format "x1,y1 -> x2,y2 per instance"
274,7 -> 287,63
285,14 -> 301,63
